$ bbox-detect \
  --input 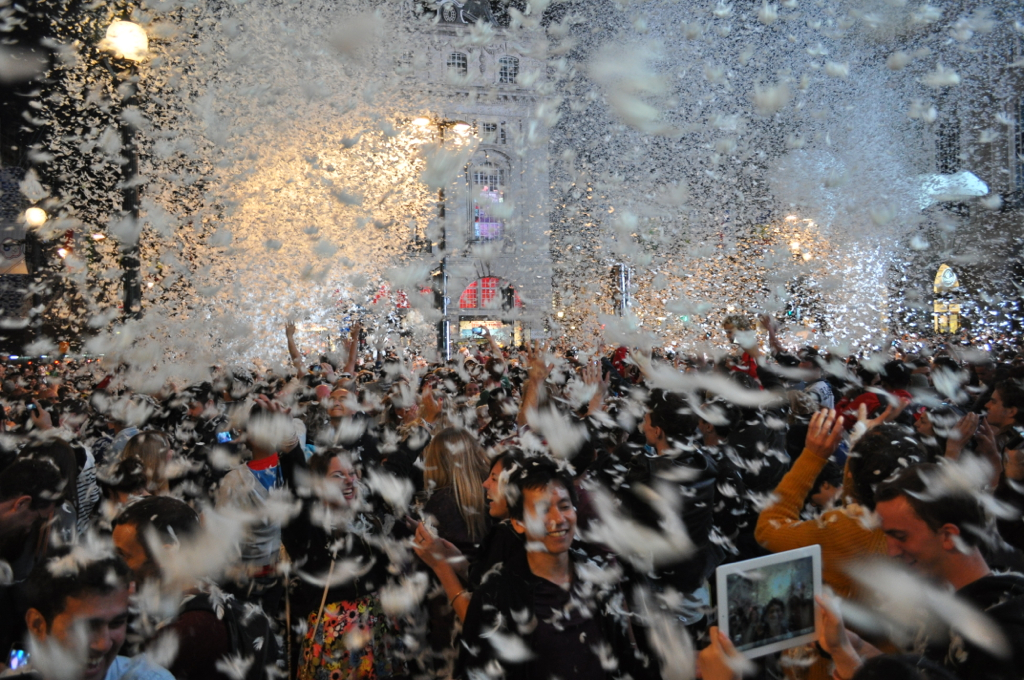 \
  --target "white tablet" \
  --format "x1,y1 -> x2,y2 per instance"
715,545 -> 822,658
